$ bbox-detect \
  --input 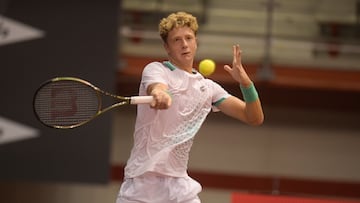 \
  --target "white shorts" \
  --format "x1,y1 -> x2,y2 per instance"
116,172 -> 202,203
